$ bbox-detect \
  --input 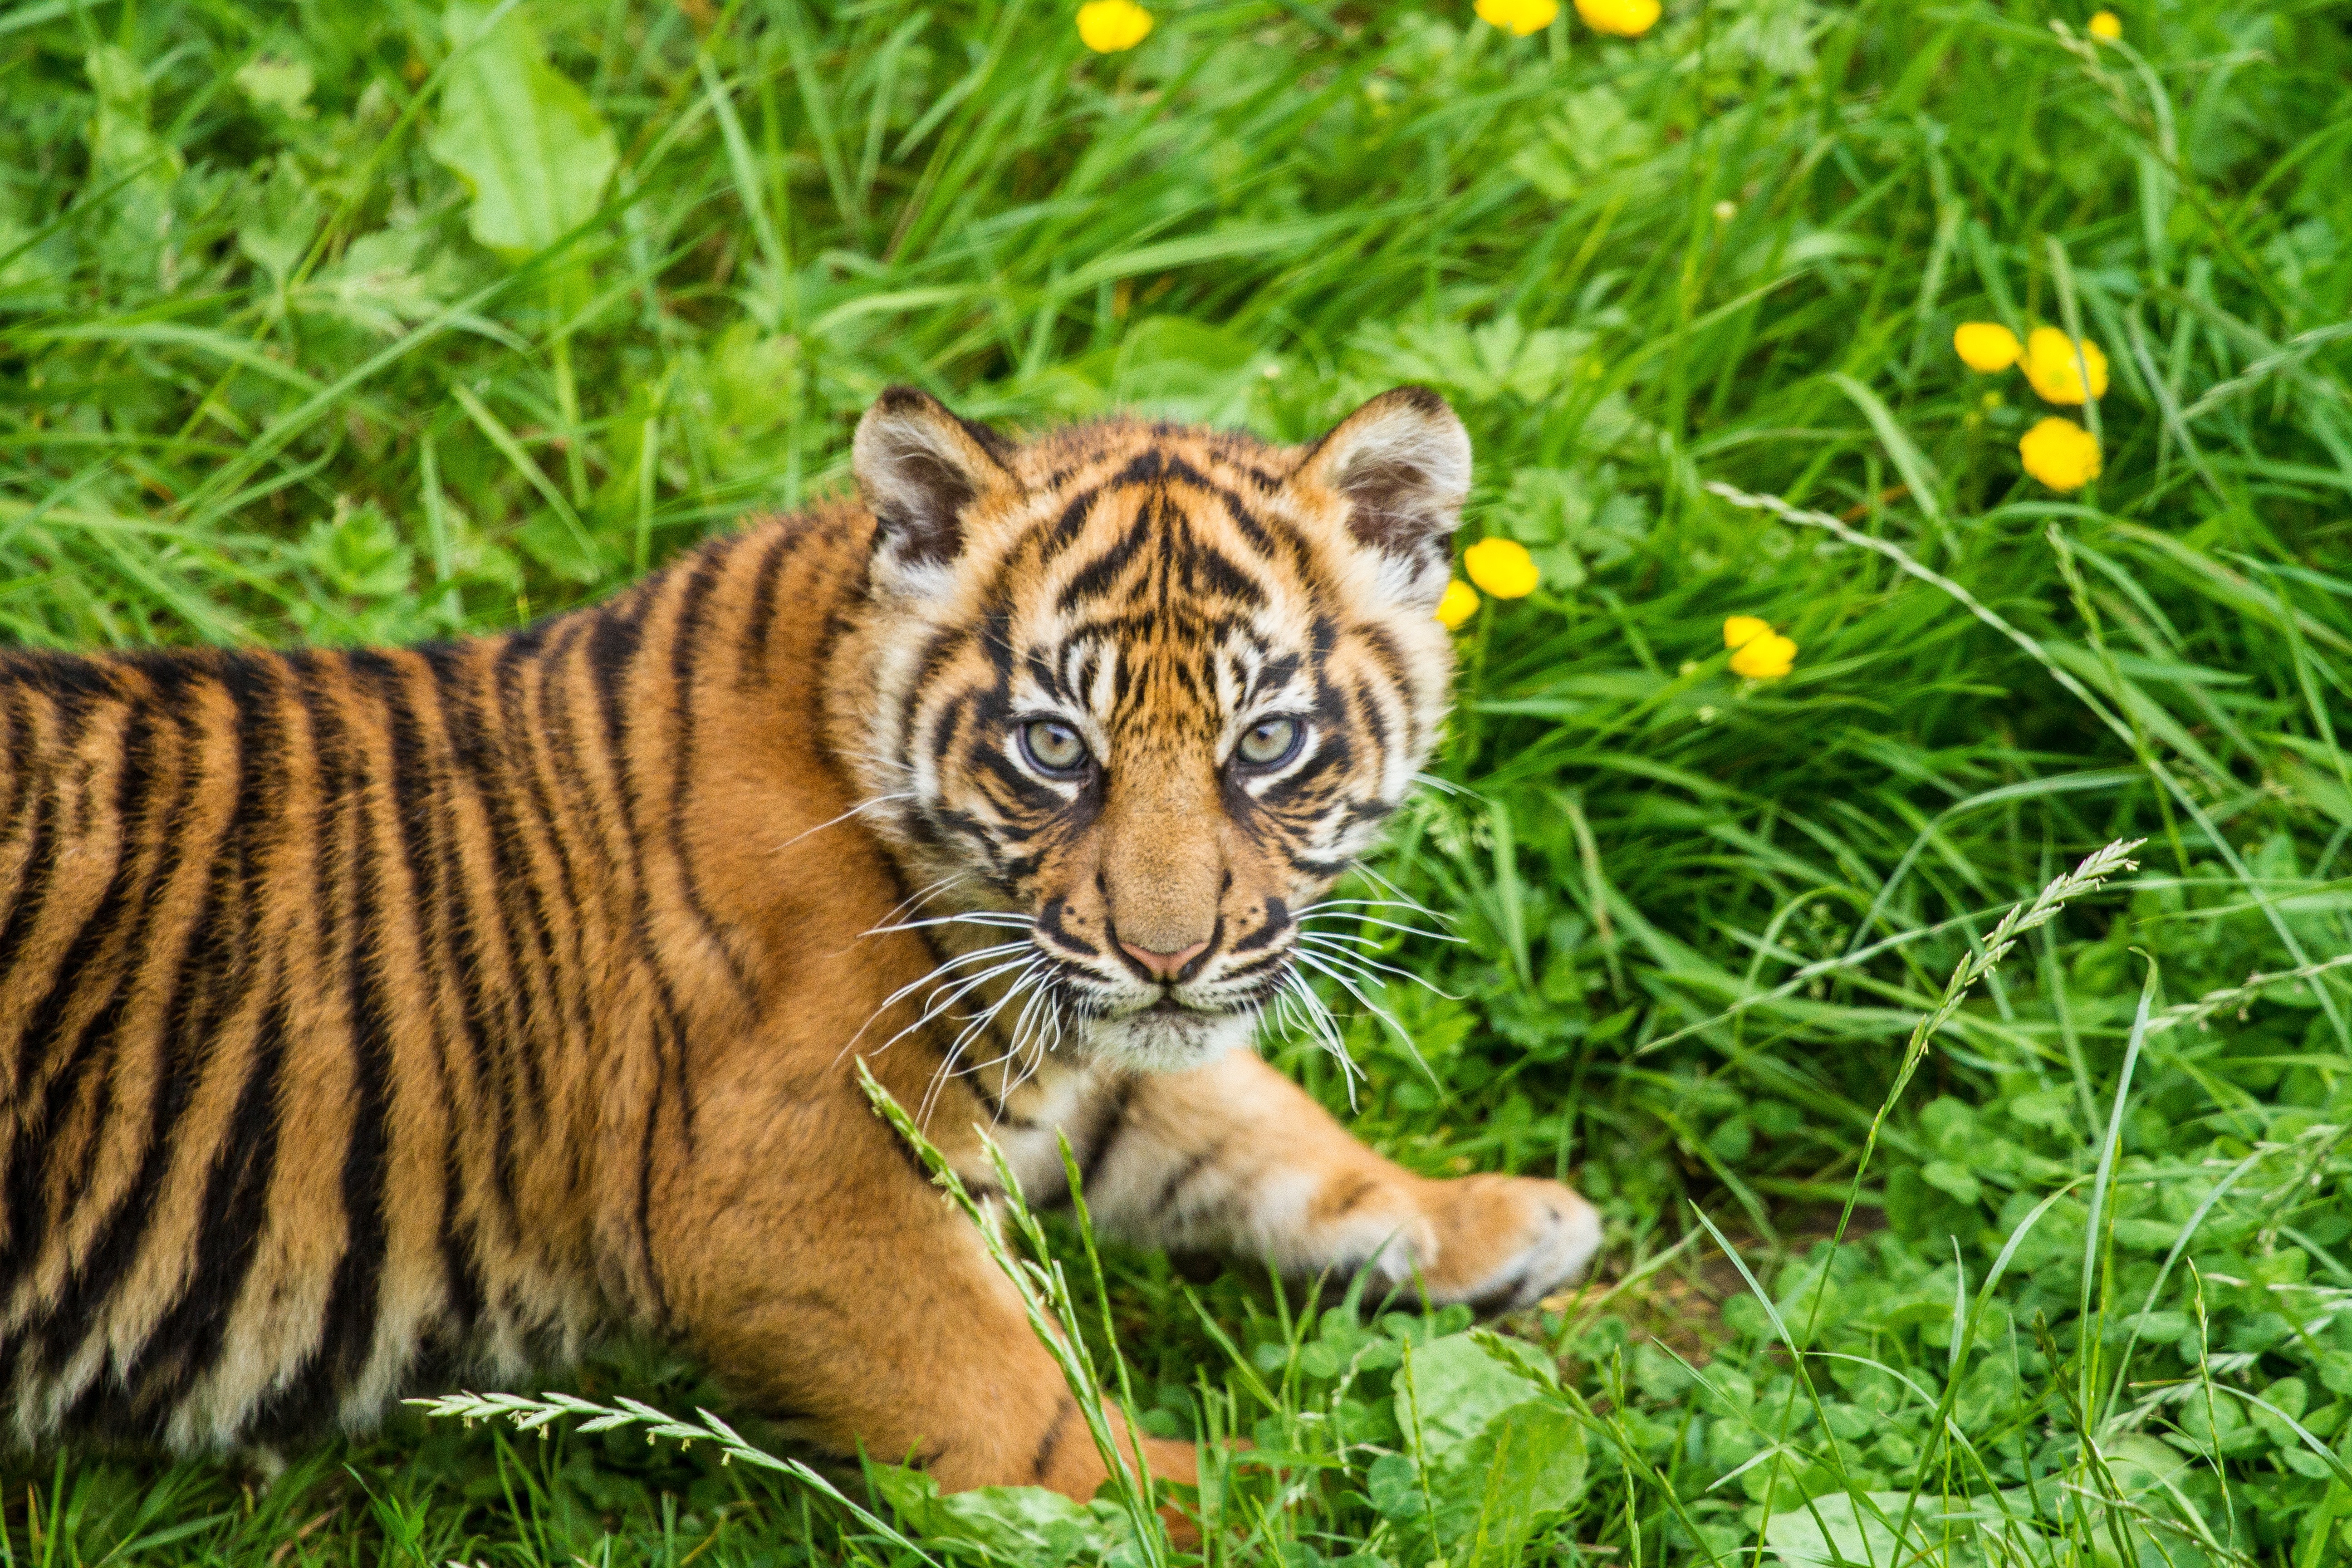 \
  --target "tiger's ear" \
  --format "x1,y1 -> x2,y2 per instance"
1294,387 -> 1471,603
853,387 -> 1017,590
